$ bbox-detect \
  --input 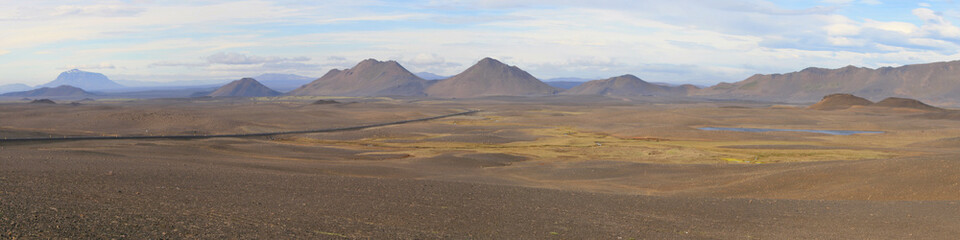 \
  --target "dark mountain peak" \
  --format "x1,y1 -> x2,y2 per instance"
612,74 -> 642,81
478,57 -> 501,64
208,78 -> 281,97
351,59 -> 407,72
286,59 -> 428,97
472,57 -> 513,70
355,58 -> 381,67
562,74 -> 692,97
424,57 -> 555,98
322,69 -> 342,78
